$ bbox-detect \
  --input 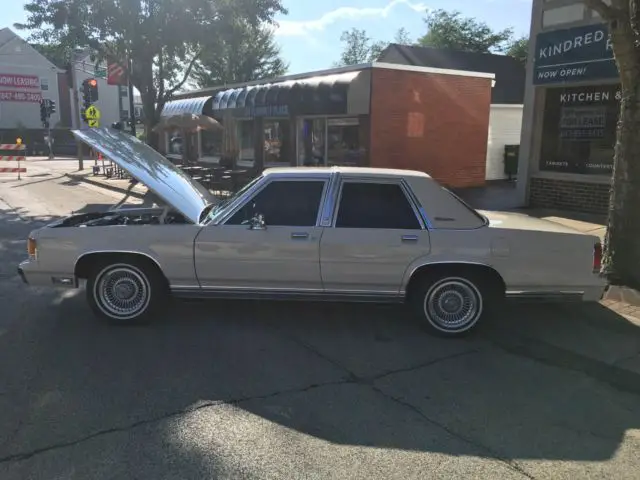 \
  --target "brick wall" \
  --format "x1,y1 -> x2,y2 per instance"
529,177 -> 611,215
368,68 -> 492,188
